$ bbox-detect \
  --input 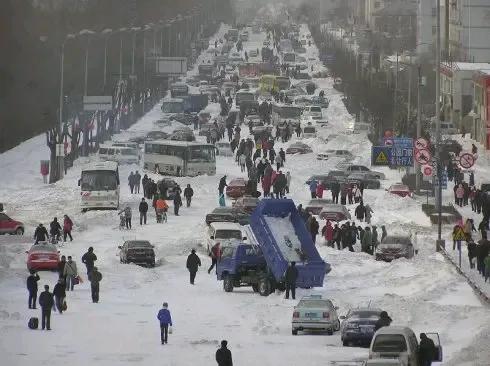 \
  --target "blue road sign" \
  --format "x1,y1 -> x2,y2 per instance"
371,146 -> 392,166
434,171 -> 448,189
390,138 -> 414,167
